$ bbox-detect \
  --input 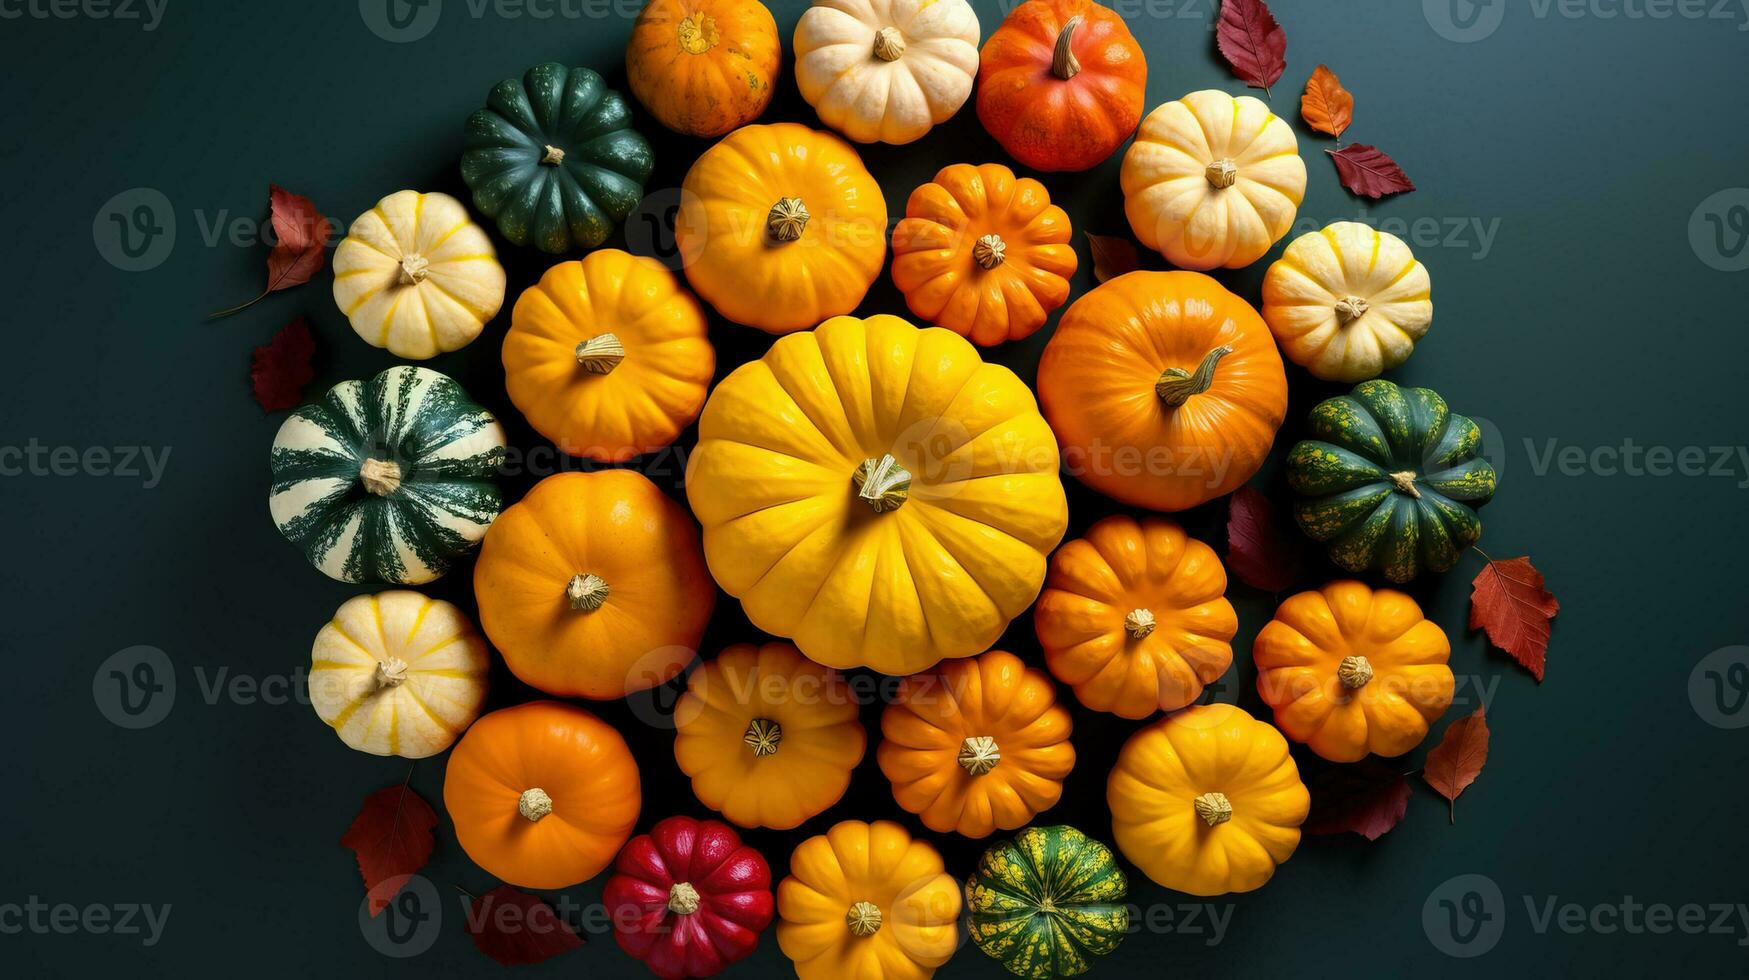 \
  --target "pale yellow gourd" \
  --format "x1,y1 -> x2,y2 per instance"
1261,222 -> 1434,382
793,0 -> 981,145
